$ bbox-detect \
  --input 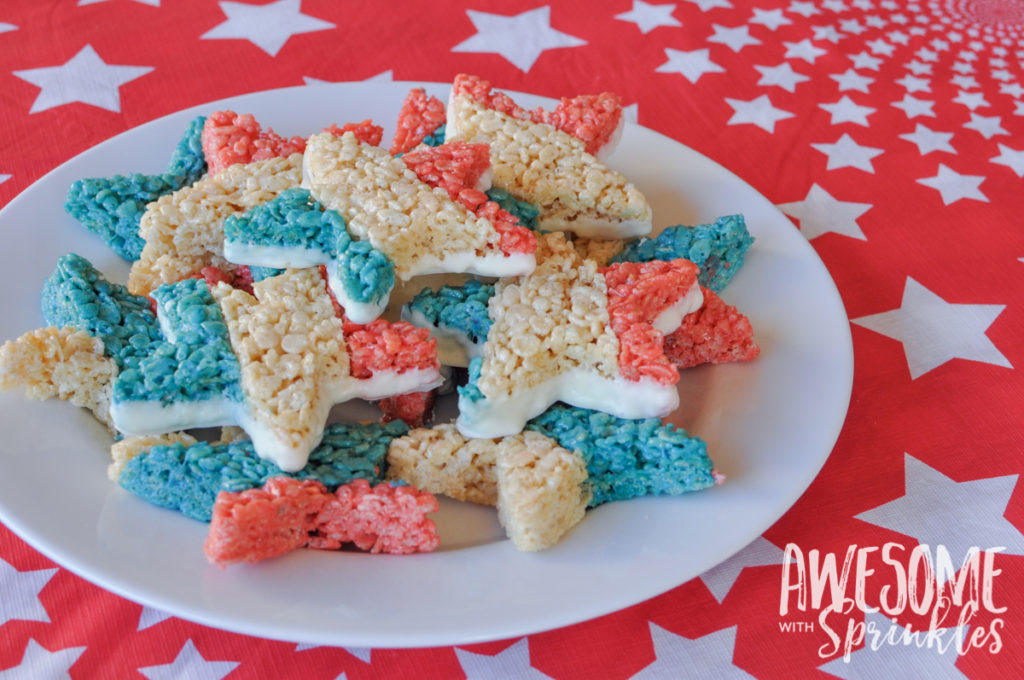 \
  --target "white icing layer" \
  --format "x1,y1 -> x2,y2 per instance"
398,250 -> 535,280
223,242 -> 331,269
653,283 -> 704,334
400,307 -> 483,368
456,368 -> 679,439
325,269 -> 391,324
540,214 -> 651,240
